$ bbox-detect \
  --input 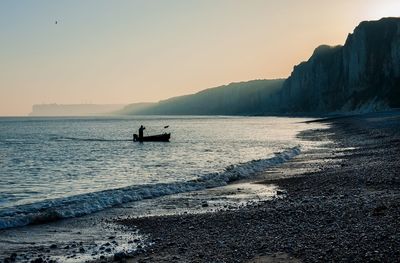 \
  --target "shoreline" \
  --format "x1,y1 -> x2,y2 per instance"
115,112 -> 400,262
1,112 -> 399,262
0,146 -> 303,231
1,117 -> 316,263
